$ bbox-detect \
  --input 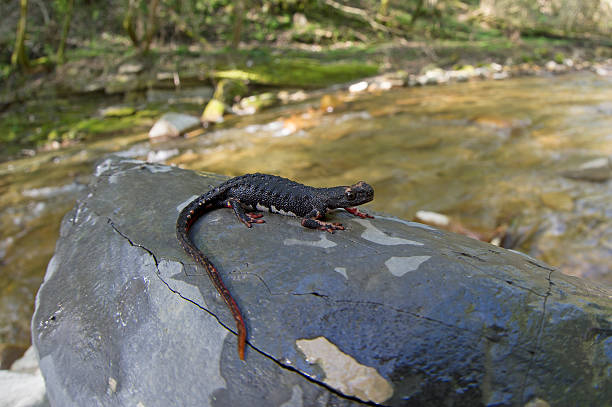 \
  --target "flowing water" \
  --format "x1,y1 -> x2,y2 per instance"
1,72 -> 611,346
